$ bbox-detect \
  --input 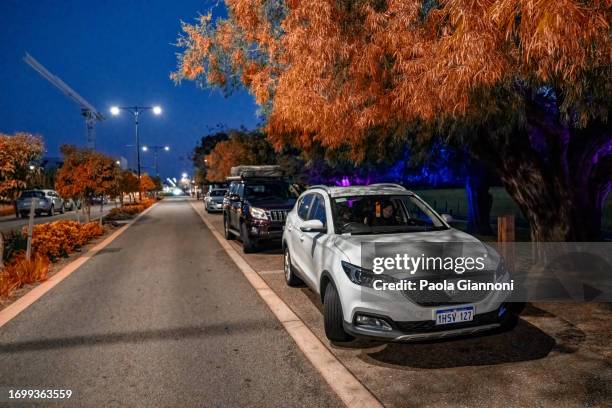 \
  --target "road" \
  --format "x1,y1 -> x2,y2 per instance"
0,198 -> 342,407
0,206 -> 111,234
1,197 -> 610,407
